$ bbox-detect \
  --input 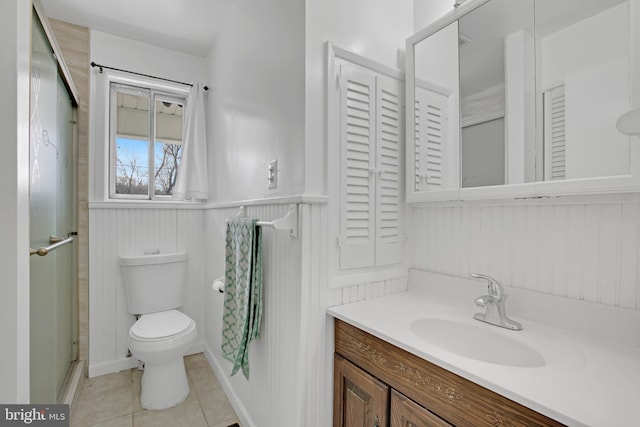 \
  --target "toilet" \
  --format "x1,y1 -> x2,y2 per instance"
119,251 -> 197,410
